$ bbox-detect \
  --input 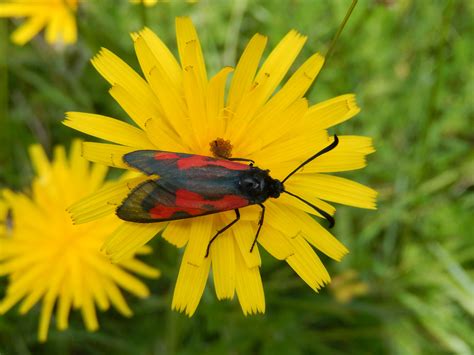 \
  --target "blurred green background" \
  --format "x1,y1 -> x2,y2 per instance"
0,0 -> 473,354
